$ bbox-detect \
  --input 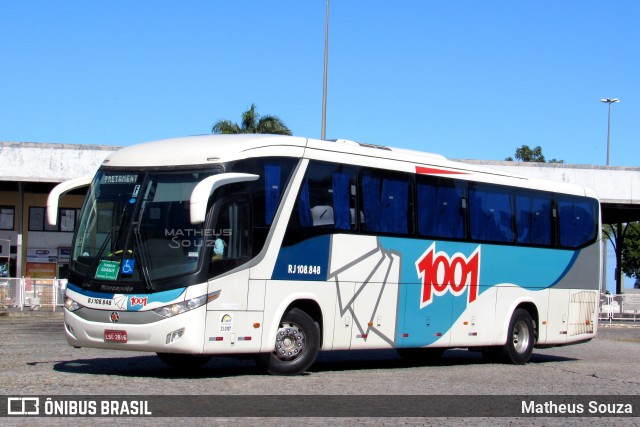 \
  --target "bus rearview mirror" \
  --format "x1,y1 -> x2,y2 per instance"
189,173 -> 259,224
